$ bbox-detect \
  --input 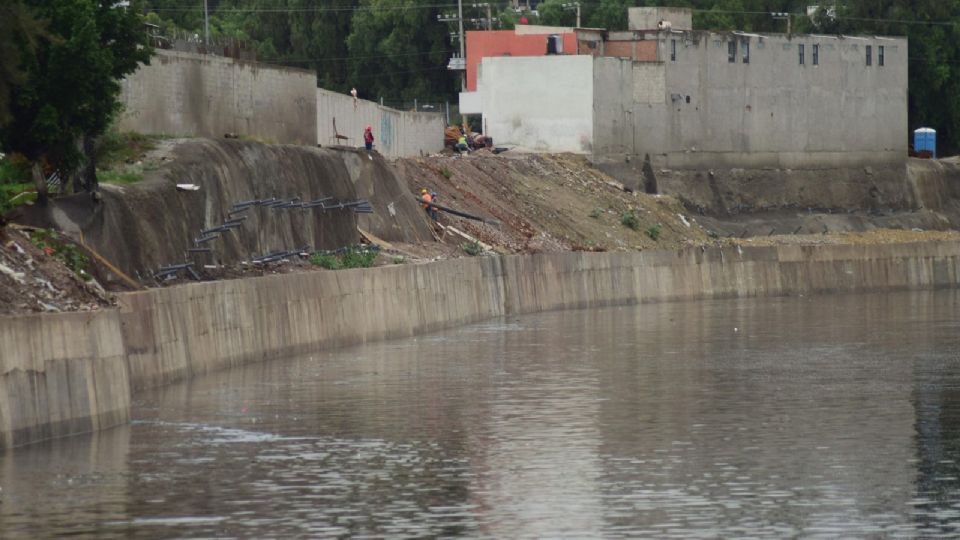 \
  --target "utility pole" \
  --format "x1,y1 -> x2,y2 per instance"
439,3 -> 467,91
203,0 -> 209,46
457,0 -> 465,60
